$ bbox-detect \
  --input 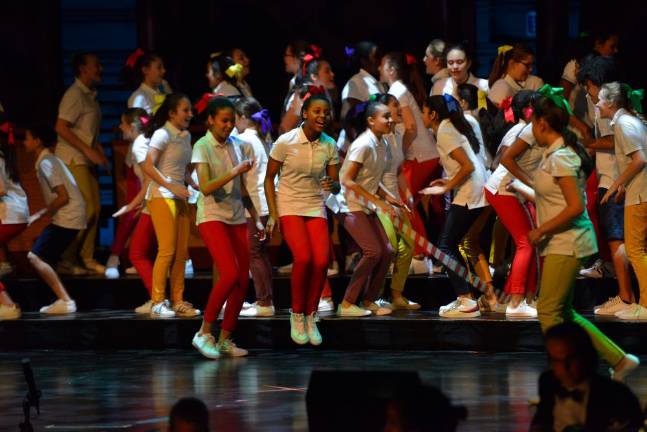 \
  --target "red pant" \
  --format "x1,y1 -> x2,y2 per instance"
0,222 -> 27,293
586,170 -> 610,261
111,167 -> 141,256
401,158 -> 444,254
485,190 -> 538,296
199,221 -> 249,331
128,213 -> 156,295
280,215 -> 329,314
